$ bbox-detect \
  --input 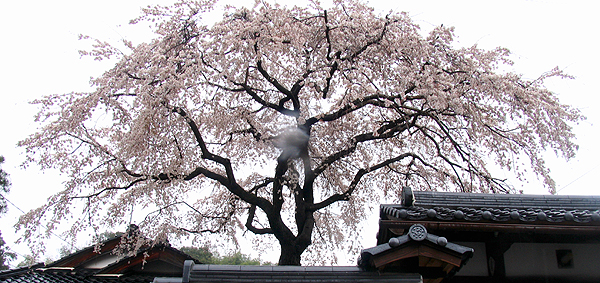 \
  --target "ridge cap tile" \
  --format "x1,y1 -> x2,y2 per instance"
331,266 -> 362,272
275,265 -> 305,272
240,265 -> 273,272
305,266 -> 334,272
207,265 -> 241,271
